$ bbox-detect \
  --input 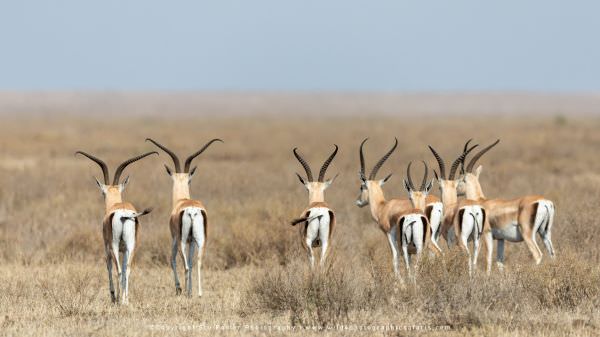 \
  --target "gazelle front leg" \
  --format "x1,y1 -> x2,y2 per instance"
171,239 -> 182,295
496,239 -> 505,271
483,231 -> 493,275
